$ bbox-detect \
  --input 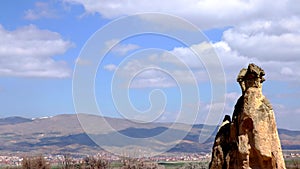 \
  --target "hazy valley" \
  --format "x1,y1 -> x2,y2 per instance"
0,114 -> 299,156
